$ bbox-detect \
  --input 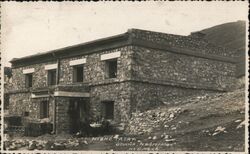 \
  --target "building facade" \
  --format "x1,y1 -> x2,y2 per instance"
6,29 -> 238,134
